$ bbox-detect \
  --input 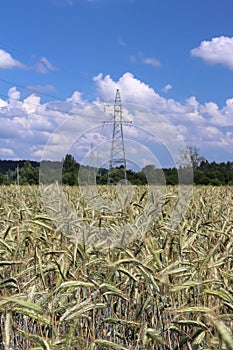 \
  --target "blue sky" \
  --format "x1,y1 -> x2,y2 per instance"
0,0 -> 233,165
